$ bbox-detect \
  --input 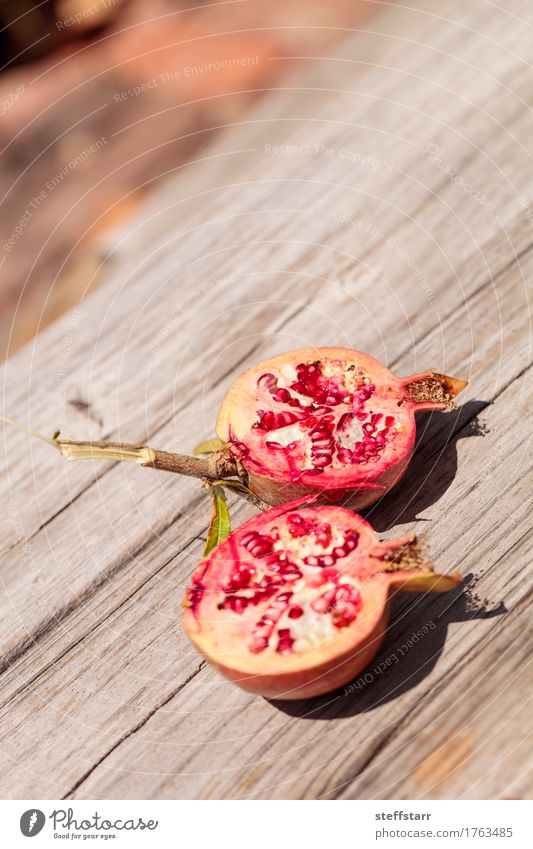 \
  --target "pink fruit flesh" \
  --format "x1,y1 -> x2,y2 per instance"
183,499 -> 461,700
216,348 -> 467,511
